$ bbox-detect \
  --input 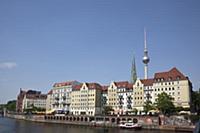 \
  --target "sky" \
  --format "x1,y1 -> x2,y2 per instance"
0,0 -> 200,104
